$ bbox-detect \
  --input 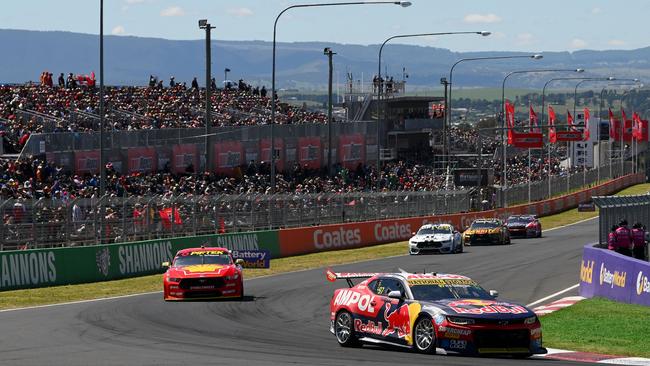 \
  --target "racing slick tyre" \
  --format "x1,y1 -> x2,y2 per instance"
335,311 -> 360,347
537,230 -> 542,238
505,235 -> 511,245
456,241 -> 463,254
413,316 -> 436,354
513,353 -> 533,359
